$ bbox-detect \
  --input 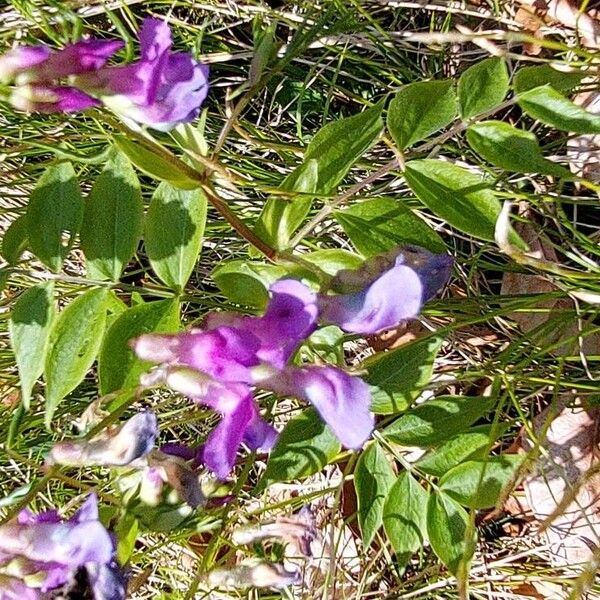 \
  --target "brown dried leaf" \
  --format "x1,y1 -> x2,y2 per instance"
521,396 -> 600,567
